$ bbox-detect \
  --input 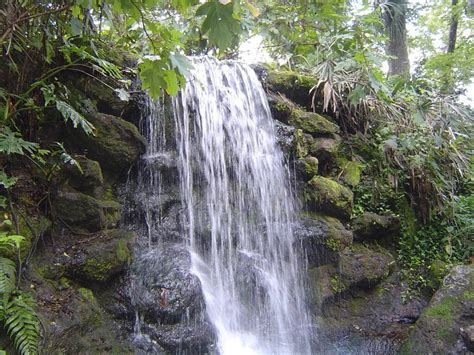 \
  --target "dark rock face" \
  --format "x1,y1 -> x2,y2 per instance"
129,243 -> 214,352
54,191 -> 121,232
308,243 -> 394,309
400,265 -> 474,354
62,156 -> 104,197
352,212 -> 400,242
64,229 -> 134,283
70,112 -> 146,176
